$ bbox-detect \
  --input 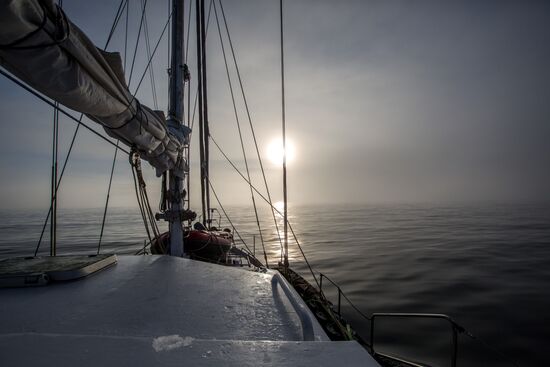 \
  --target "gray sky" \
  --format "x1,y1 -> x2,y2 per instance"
1,0 -> 549,209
